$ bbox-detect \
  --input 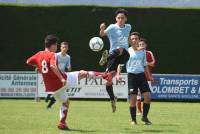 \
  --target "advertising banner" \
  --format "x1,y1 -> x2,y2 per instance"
1,72 -> 199,100
0,72 -> 37,98
37,73 -> 128,99
151,74 -> 200,100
